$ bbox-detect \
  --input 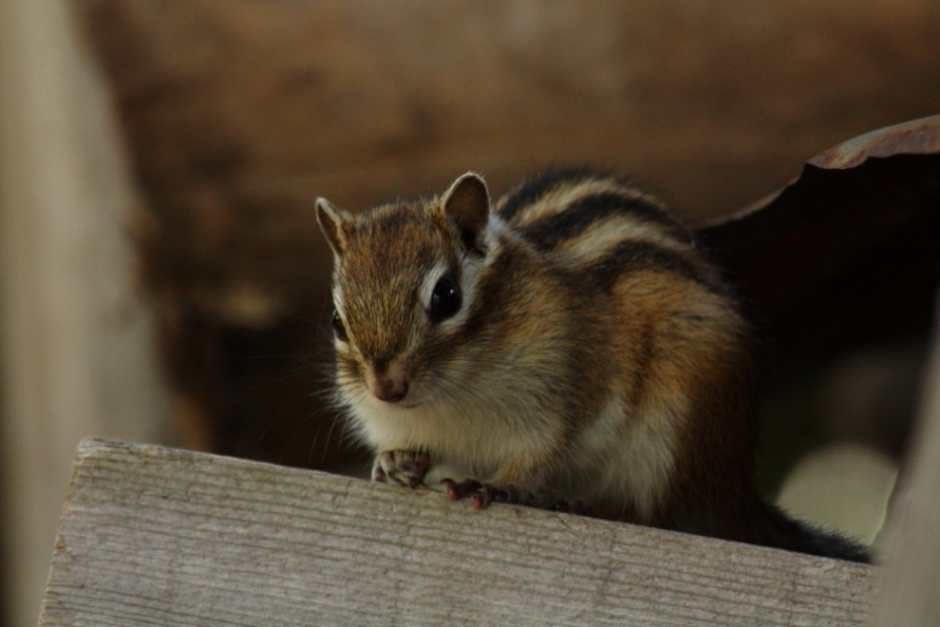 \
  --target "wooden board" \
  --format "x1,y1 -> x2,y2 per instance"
40,438 -> 875,627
